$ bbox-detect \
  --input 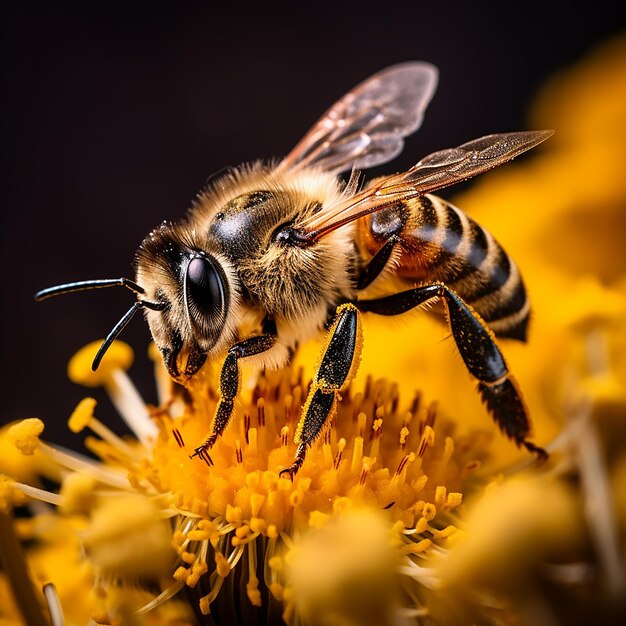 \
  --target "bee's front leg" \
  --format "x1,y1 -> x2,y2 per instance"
191,334 -> 276,465
280,303 -> 362,480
